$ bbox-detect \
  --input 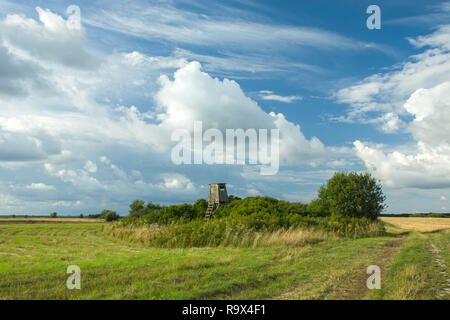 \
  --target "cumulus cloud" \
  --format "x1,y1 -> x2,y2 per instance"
335,25 -> 450,131
1,7 -> 99,69
354,81 -> 450,189
155,61 -> 325,164
0,129 -> 61,162
161,173 -> 194,190
0,7 -> 327,214
330,24 -> 450,190
84,160 -> 97,173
